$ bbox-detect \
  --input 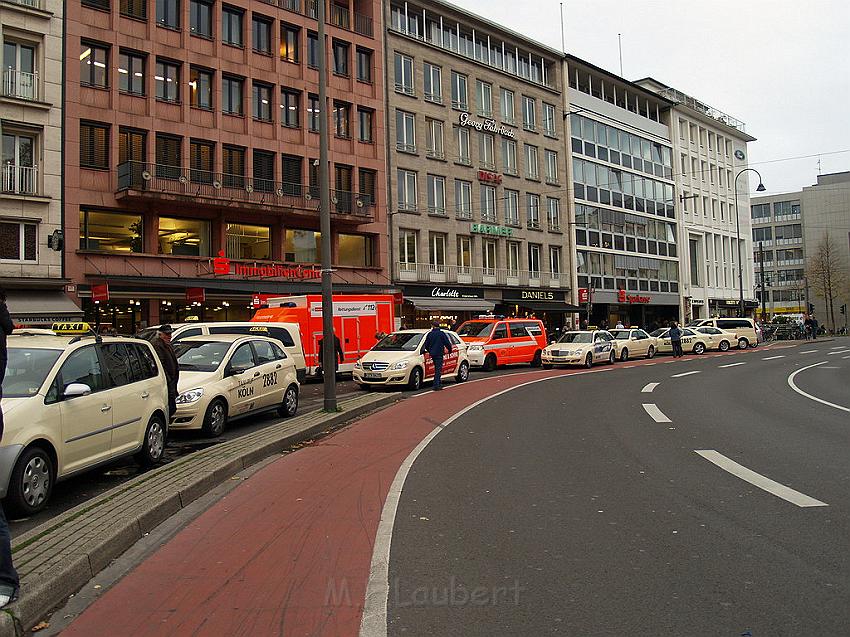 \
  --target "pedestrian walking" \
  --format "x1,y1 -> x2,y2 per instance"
812,318 -> 819,339
669,321 -> 684,358
423,320 -> 451,391
0,289 -> 19,608
152,325 -> 179,422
